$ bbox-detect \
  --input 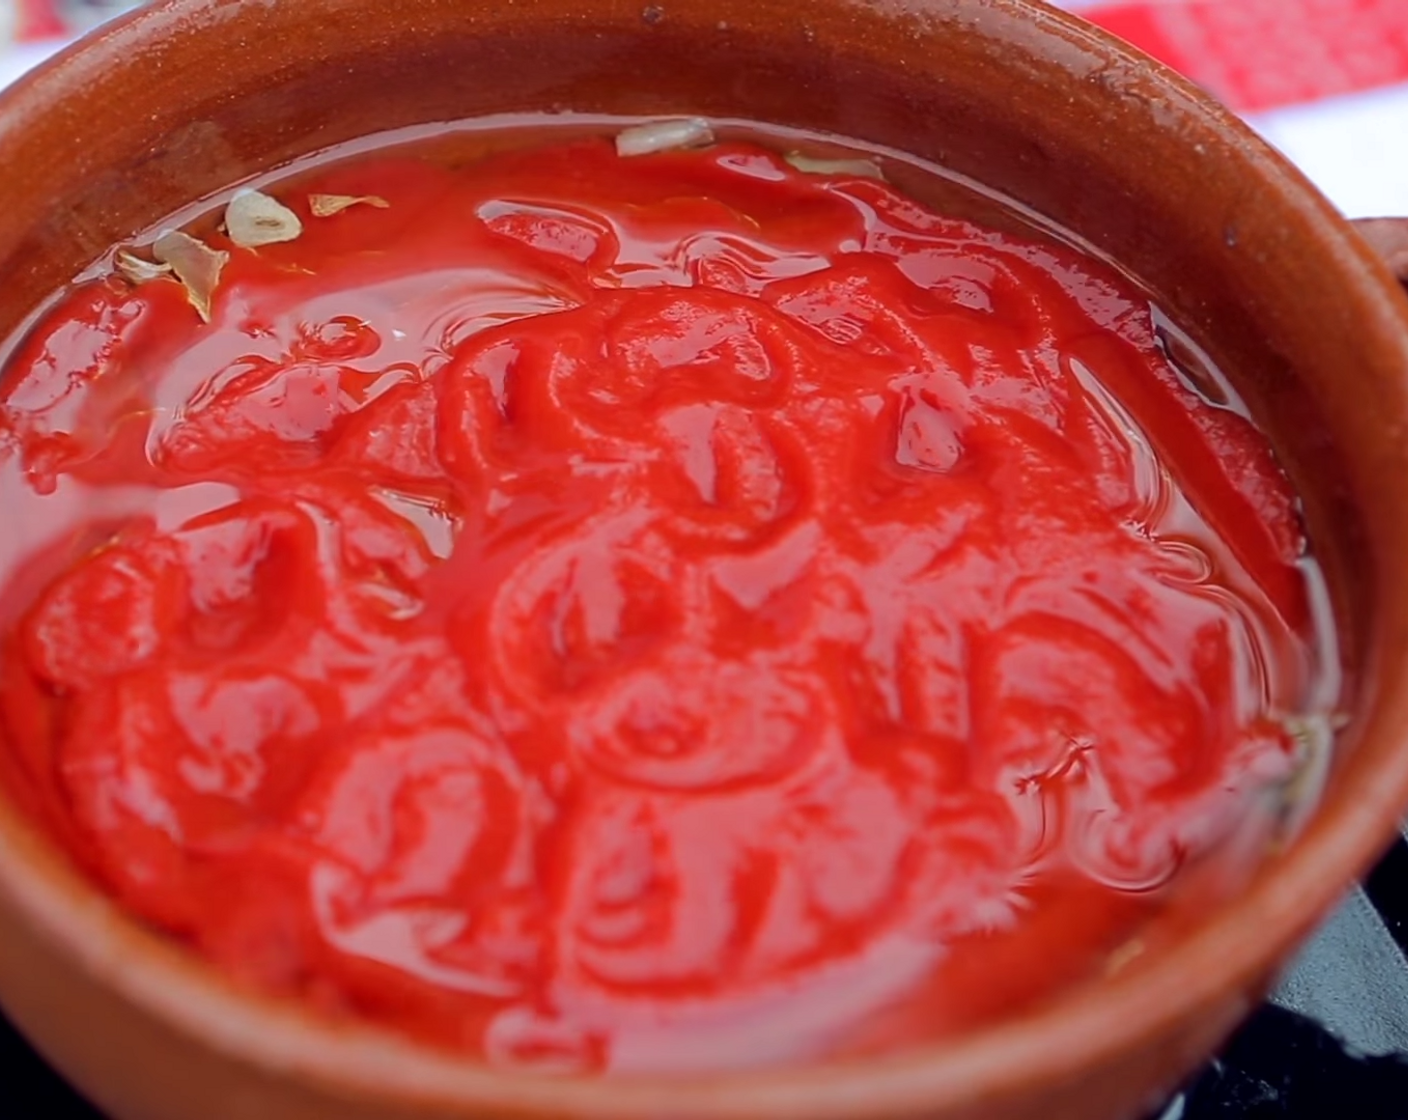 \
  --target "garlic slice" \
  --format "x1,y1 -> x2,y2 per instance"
1274,711 -> 1341,835
308,193 -> 390,218
615,118 -> 715,157
152,230 -> 228,323
225,189 -> 304,248
784,152 -> 886,181
114,250 -> 173,285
